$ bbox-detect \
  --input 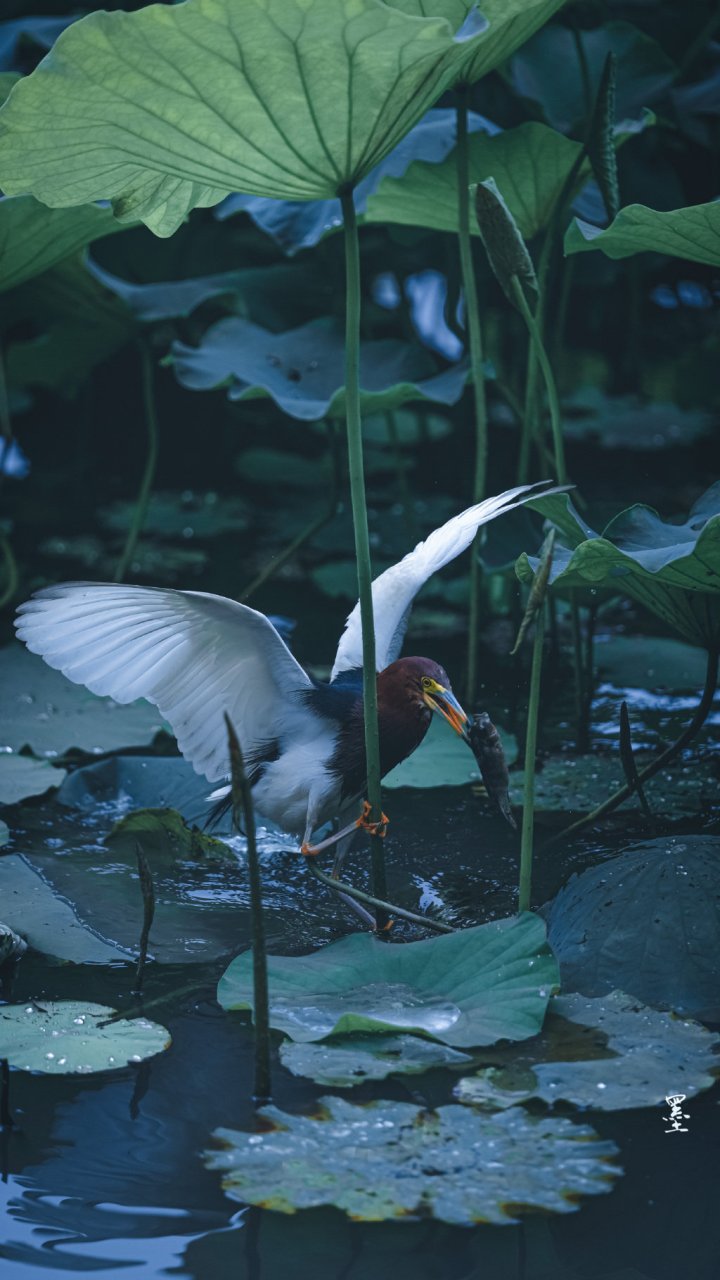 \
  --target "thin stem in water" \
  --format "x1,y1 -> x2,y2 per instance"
114,341 -> 160,584
225,713 -> 271,1105
305,860 -> 453,935
517,534 -> 554,914
340,188 -> 388,925
456,86 -> 488,707
132,843 -> 155,996
0,534 -> 18,612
